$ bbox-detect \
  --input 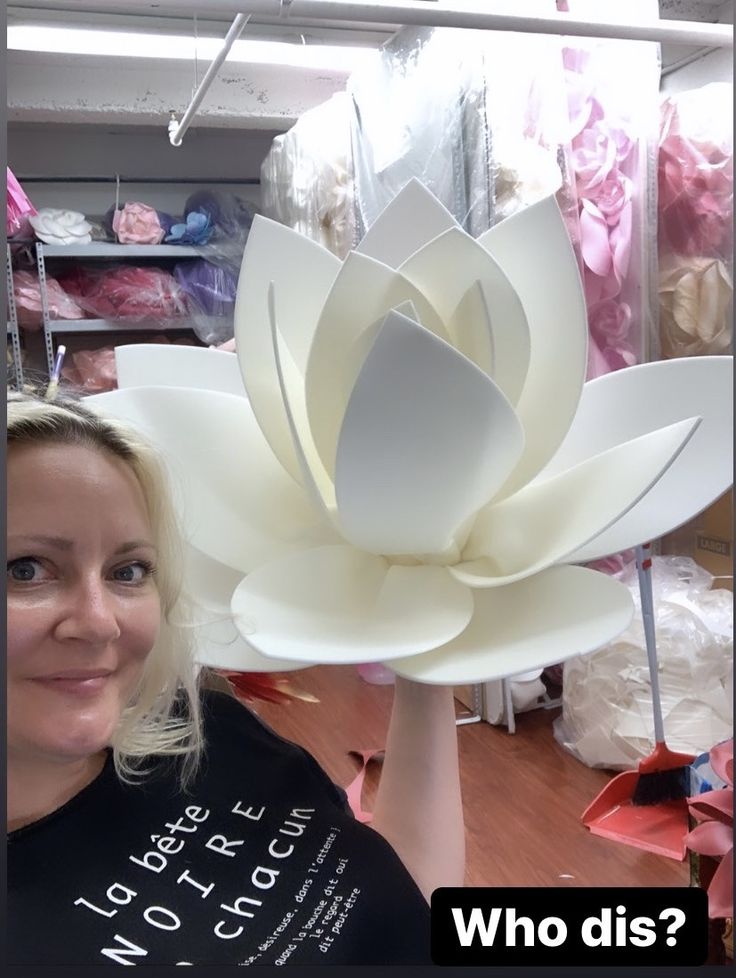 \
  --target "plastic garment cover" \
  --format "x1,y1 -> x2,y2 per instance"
7,168 -> 37,238
174,259 -> 238,345
348,21 -> 570,239
59,265 -> 190,323
658,83 -> 733,358
13,269 -> 85,331
261,92 -> 356,258
554,556 -> 733,770
562,37 -> 660,378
